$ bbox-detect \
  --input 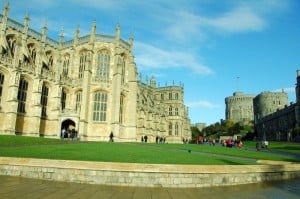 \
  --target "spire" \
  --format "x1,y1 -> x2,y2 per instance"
73,25 -> 79,46
129,33 -> 134,52
3,0 -> 9,17
90,20 -> 96,42
59,27 -> 64,48
23,12 -> 30,34
42,22 -> 47,43
115,23 -> 120,41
